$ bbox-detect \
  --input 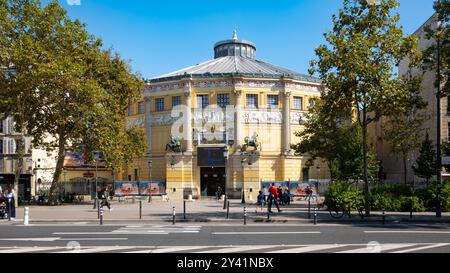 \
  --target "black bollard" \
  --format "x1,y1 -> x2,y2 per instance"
308,199 -> 311,219
183,200 -> 186,220
97,199 -> 100,219
314,207 -> 317,225
148,193 -> 152,203
93,197 -> 97,209
226,201 -> 230,219
7,198 -> 11,221
139,199 -> 142,219
382,209 -> 386,225
172,206 -> 176,225
244,207 -> 247,225
410,210 -> 413,220
100,206 -> 104,225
